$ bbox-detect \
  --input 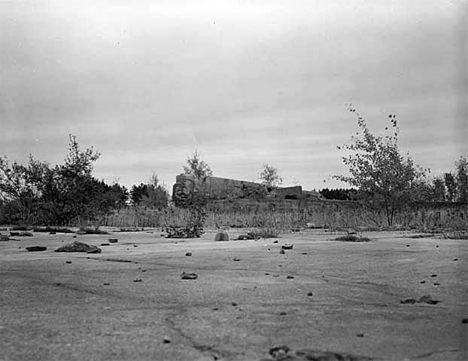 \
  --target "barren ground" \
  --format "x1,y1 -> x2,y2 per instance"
0,229 -> 467,361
